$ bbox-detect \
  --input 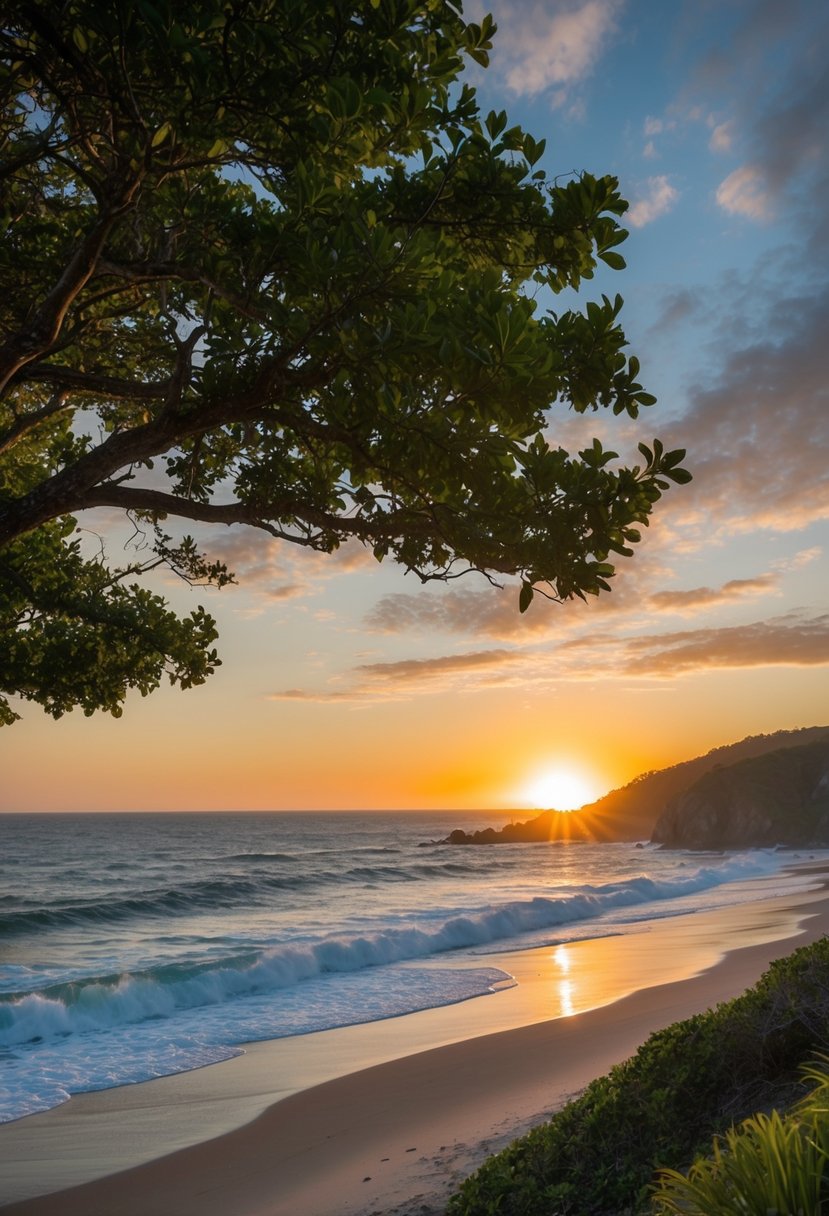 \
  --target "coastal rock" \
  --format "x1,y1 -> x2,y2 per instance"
651,738 -> 829,849
442,812 -> 585,845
